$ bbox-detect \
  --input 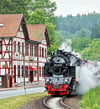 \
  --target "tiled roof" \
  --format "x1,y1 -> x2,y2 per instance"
27,25 -> 50,46
0,14 -> 23,37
